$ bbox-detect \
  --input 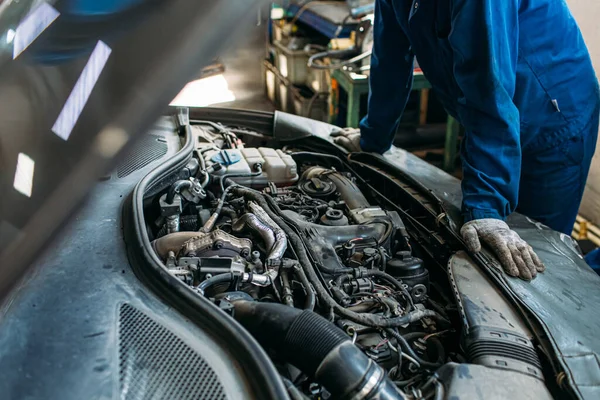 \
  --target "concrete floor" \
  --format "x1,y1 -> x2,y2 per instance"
172,17 -> 275,112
